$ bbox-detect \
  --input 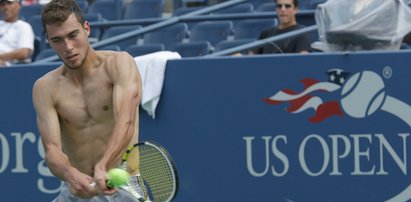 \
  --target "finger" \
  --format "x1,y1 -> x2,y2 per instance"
103,188 -> 117,195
